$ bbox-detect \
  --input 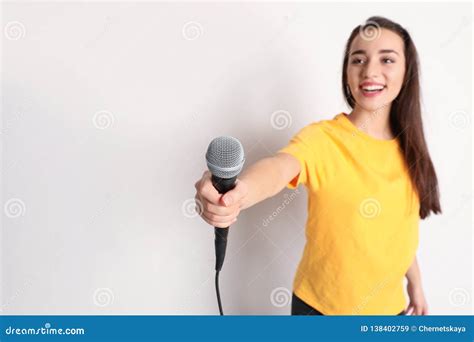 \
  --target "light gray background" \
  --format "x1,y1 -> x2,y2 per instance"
1,1 -> 472,315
